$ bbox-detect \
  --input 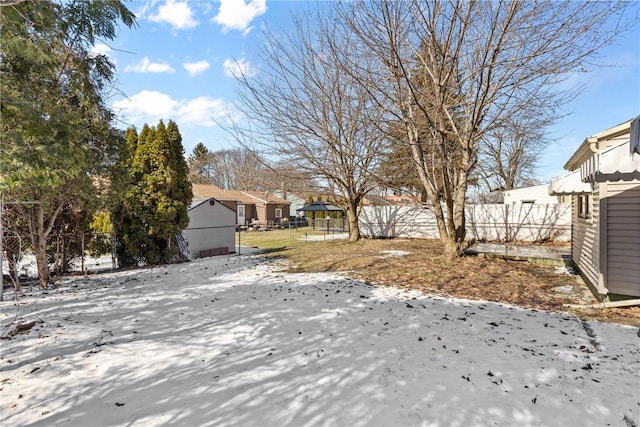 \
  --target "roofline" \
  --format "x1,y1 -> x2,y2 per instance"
564,119 -> 633,171
188,197 -> 236,213
240,191 -> 290,205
